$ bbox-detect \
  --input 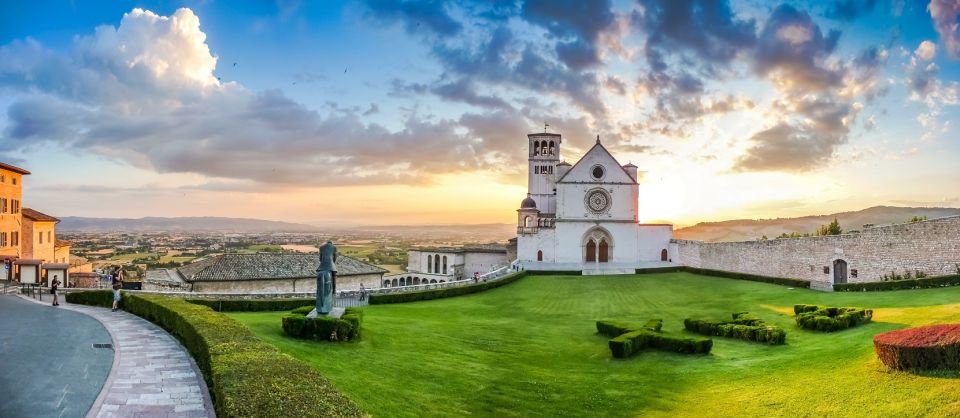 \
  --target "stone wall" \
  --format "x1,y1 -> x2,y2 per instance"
674,216 -> 960,289
190,273 -> 383,293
